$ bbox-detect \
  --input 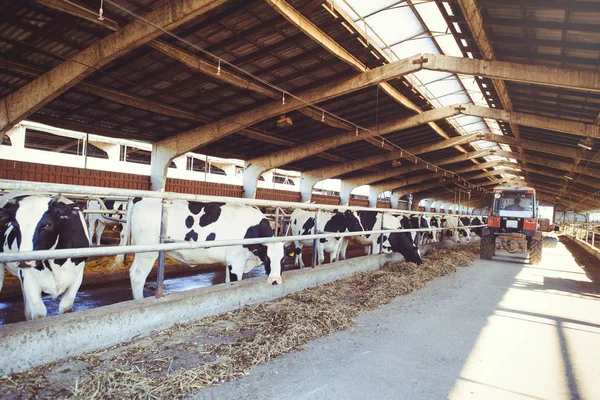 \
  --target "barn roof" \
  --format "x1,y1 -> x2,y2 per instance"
0,0 -> 599,212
